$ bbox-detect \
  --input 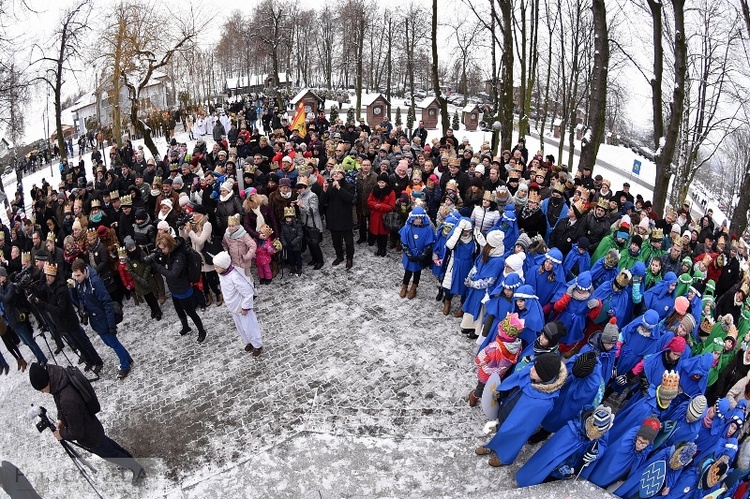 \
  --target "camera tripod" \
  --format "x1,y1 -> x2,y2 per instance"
31,405 -> 104,499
